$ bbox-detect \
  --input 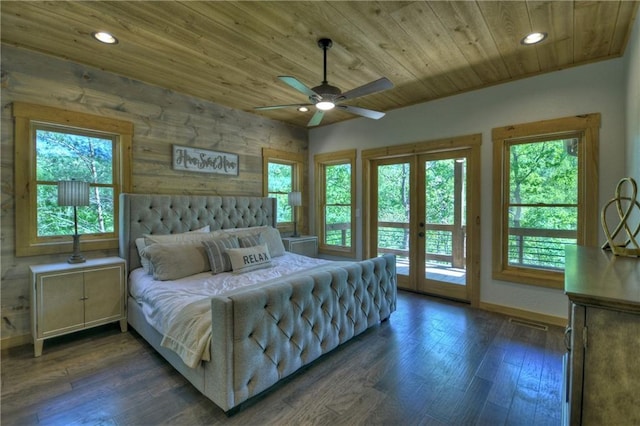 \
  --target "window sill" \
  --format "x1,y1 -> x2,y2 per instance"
492,267 -> 564,290
16,237 -> 118,257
